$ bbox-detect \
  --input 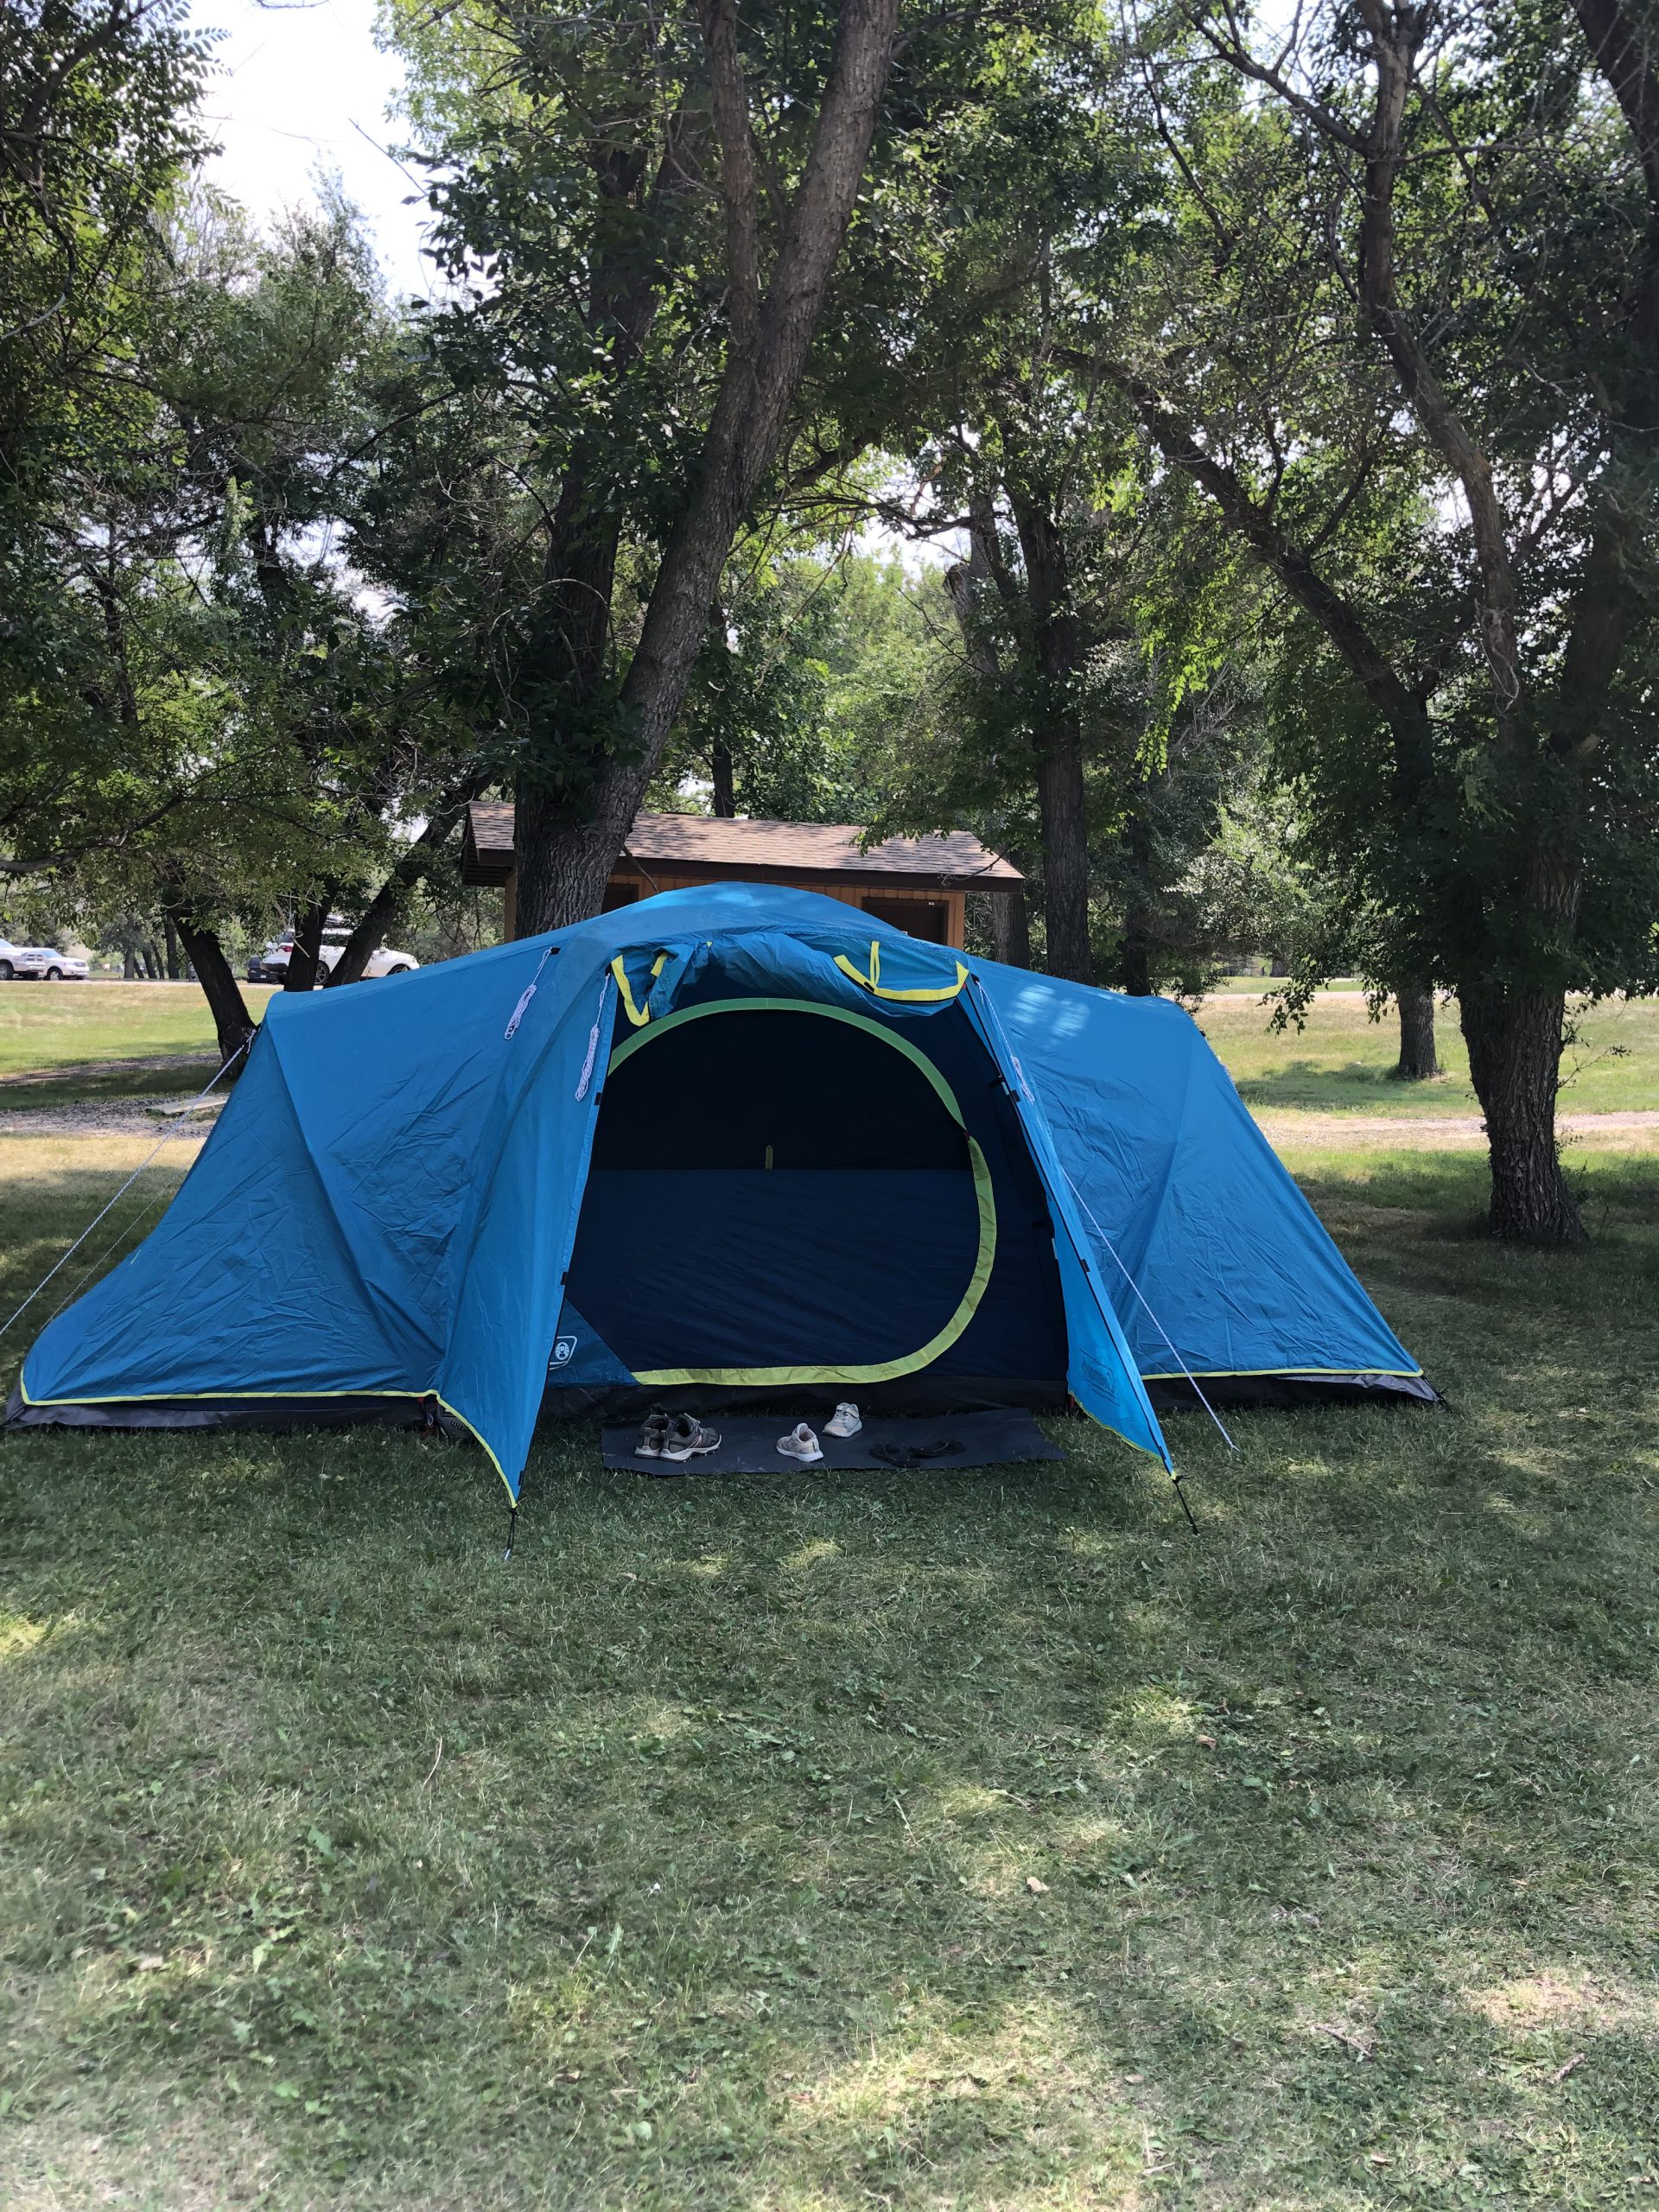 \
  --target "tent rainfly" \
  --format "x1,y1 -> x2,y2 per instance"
7,885 -> 1433,1496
